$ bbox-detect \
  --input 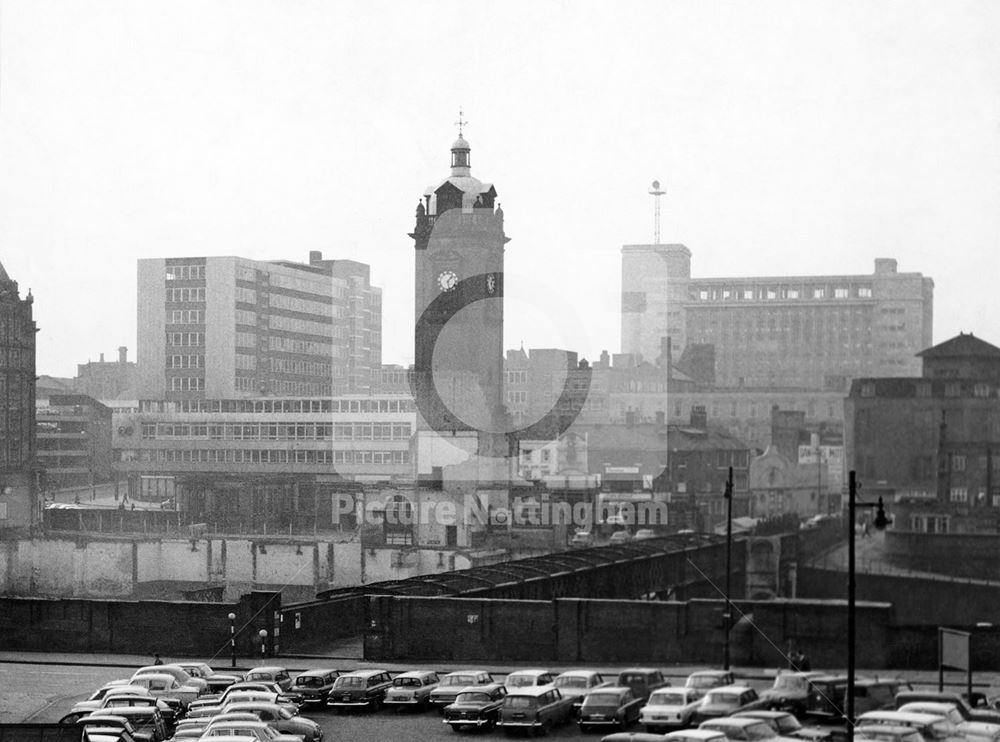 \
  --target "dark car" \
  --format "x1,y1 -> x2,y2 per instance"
498,686 -> 575,735
442,683 -> 507,732
692,685 -> 768,725
802,676 -> 850,720
734,710 -> 805,736
578,686 -> 646,732
686,671 -> 737,701
429,670 -> 494,709
245,667 -> 294,693
618,668 -> 670,702
759,672 -> 826,716
292,669 -> 340,707
327,669 -> 393,712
